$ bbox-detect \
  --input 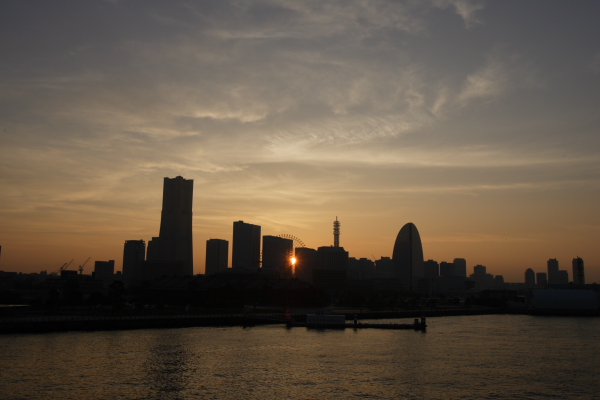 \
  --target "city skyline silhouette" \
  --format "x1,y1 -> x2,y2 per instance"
0,1 -> 599,284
